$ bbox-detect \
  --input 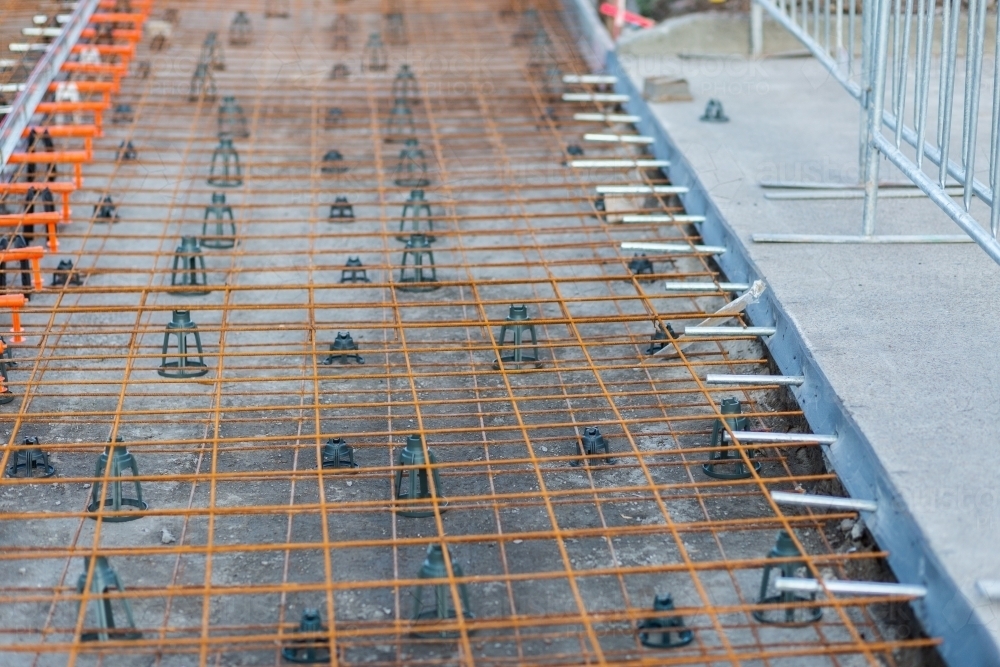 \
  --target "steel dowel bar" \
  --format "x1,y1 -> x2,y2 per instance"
583,133 -> 654,144
562,93 -> 631,102
621,241 -> 726,254
563,74 -> 618,84
770,490 -> 877,512
622,214 -> 707,223
723,431 -> 839,444
597,185 -> 688,194
684,326 -> 777,336
706,373 -> 804,385
569,159 -> 669,168
21,27 -> 65,37
664,282 -> 751,292
0,0 -> 100,166
573,112 -> 641,122
775,578 -> 928,597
